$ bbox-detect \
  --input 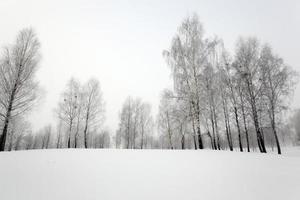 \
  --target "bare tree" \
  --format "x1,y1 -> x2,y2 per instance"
0,28 -> 41,151
23,133 -> 34,150
94,130 -> 110,148
139,102 -> 152,149
158,90 -> 175,149
118,97 -> 133,148
117,97 -> 153,149
219,60 -> 244,152
57,78 -> 80,148
234,38 -> 267,153
82,78 -> 105,148
163,14 -> 220,149
259,45 -> 297,154
42,125 -> 52,149
237,77 -> 251,152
